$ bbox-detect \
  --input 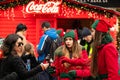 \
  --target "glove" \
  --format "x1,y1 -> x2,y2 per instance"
47,66 -> 56,74
68,70 -> 76,78
119,70 -> 120,75
60,56 -> 70,64
60,72 -> 73,79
